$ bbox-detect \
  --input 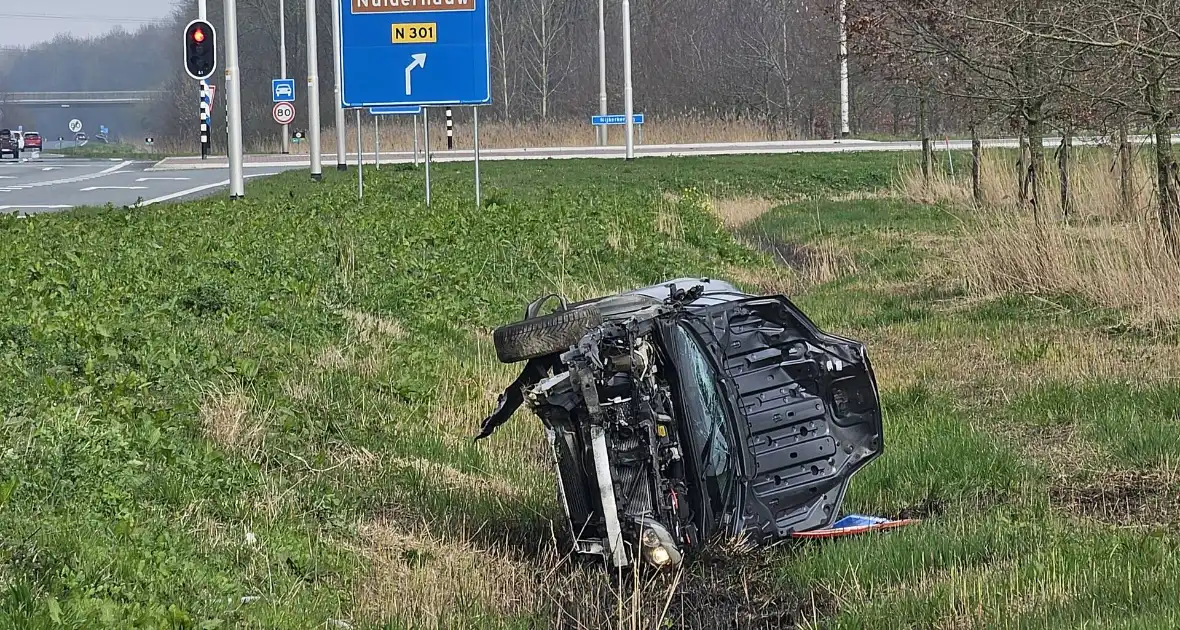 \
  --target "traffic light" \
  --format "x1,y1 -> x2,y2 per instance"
183,19 -> 217,80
